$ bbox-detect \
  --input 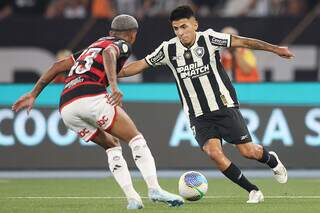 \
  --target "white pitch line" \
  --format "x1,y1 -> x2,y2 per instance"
7,196 -> 197,199
6,196 -> 320,199
207,196 -> 320,199
265,196 -> 320,199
